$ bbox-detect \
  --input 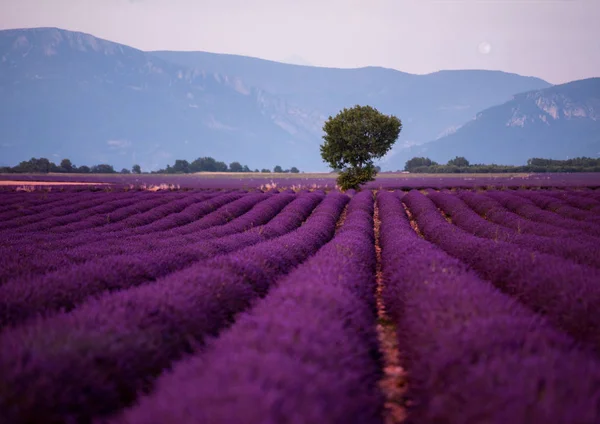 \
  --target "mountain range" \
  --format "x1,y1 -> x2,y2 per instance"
0,26 -> 597,171
416,78 -> 600,165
